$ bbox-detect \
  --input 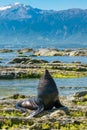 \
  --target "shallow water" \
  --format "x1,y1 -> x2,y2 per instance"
0,51 -> 87,65
0,77 -> 87,98
0,50 -> 87,98
34,55 -> 87,63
